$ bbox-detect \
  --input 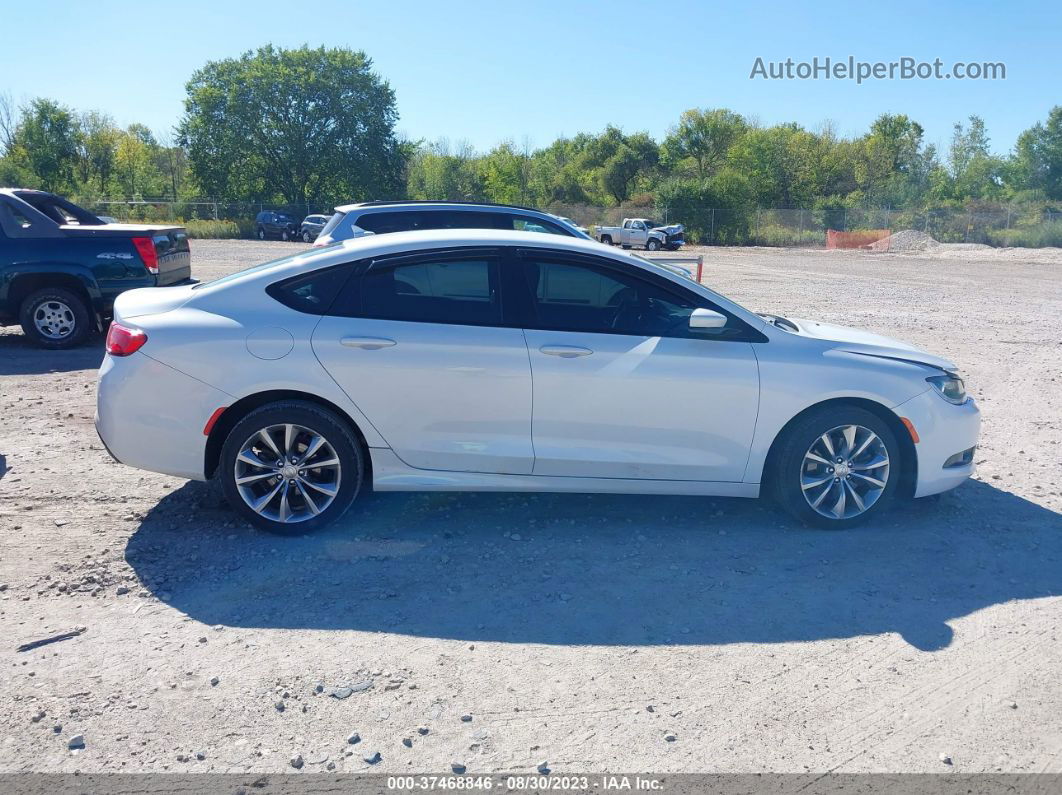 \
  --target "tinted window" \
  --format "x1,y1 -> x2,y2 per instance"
355,210 -> 508,234
360,257 -> 499,325
0,201 -> 33,234
521,257 -> 740,338
509,215 -> 573,235
266,265 -> 353,314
